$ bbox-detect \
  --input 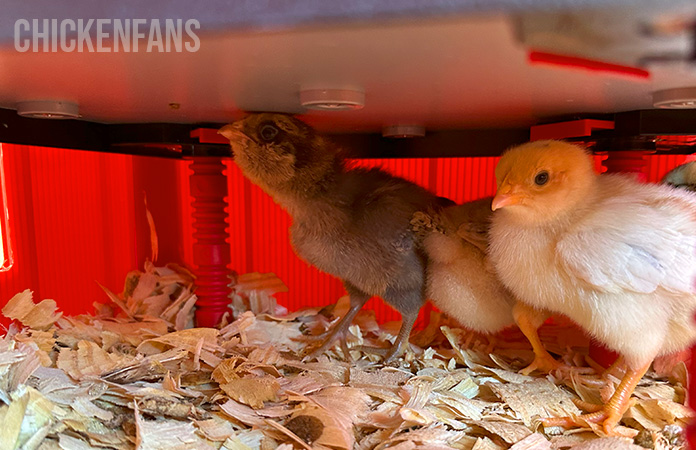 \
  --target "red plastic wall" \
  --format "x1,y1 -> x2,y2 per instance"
0,145 -> 694,330
0,144 -> 187,328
